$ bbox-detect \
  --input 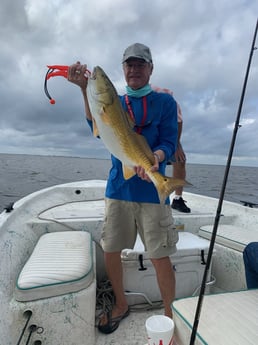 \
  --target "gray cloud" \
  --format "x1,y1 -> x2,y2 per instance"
1,0 -> 258,166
